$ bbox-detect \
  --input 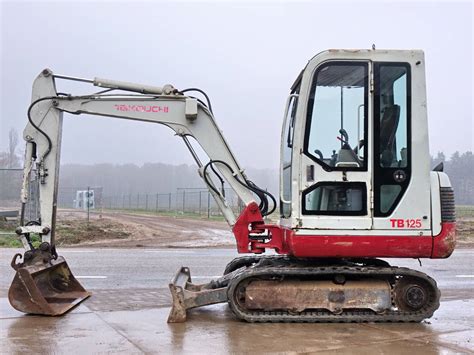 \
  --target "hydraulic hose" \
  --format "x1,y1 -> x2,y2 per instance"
179,88 -> 213,114
203,160 -> 276,216
27,96 -> 58,161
